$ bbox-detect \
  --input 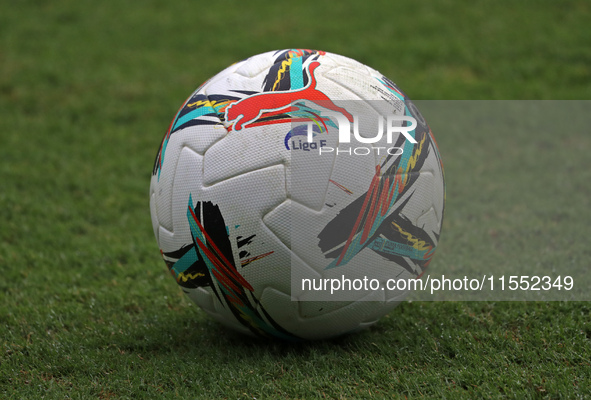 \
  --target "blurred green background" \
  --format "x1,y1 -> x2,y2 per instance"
1,0 -> 590,398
